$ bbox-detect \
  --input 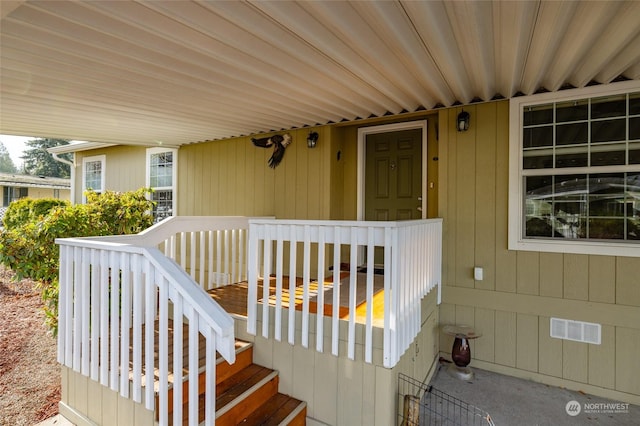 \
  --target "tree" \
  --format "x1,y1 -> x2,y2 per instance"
21,138 -> 72,178
0,142 -> 18,173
